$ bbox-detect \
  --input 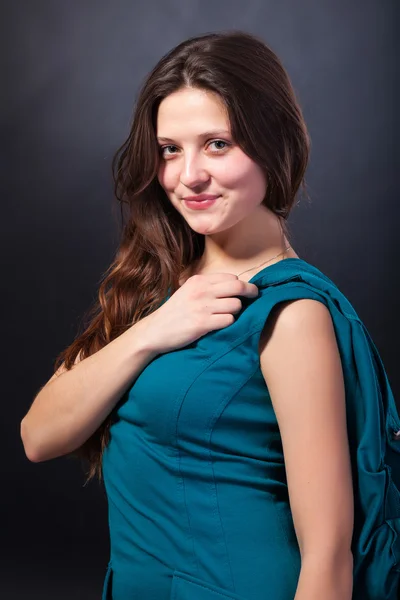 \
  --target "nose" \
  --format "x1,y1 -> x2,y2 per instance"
179,152 -> 210,189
